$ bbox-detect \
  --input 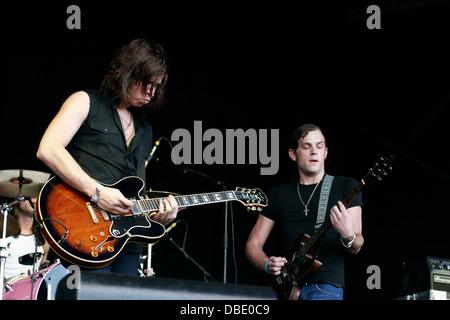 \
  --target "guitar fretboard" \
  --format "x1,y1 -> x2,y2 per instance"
300,179 -> 365,255
139,191 -> 237,212
134,190 -> 259,213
